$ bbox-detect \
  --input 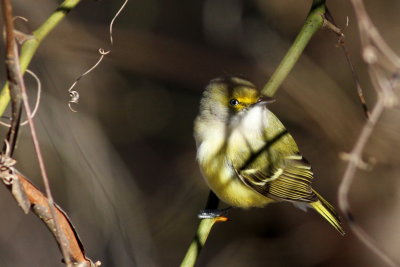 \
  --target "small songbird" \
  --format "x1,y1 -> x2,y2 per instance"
194,76 -> 344,235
